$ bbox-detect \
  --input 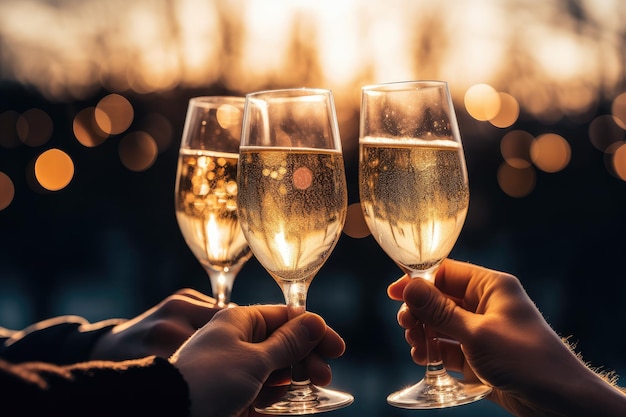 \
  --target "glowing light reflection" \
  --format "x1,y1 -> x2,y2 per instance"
0,0 -> 626,202
34,148 -> 74,191
0,172 -> 15,211
530,133 -> 571,173
343,202 -> 371,239
73,108 -> 109,147
0,0 -> 622,116
17,109 -> 53,147
118,132 -> 158,172
206,213 -> 224,261
489,92 -> 519,128
497,163 -> 536,198
95,94 -> 134,135
609,142 -> 626,181
464,84 -> 500,121
611,92 -> 626,129
500,130 -> 533,169
274,230 -> 294,270
589,115 -> 625,152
